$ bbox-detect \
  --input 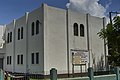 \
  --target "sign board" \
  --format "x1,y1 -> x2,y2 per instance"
71,50 -> 89,65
